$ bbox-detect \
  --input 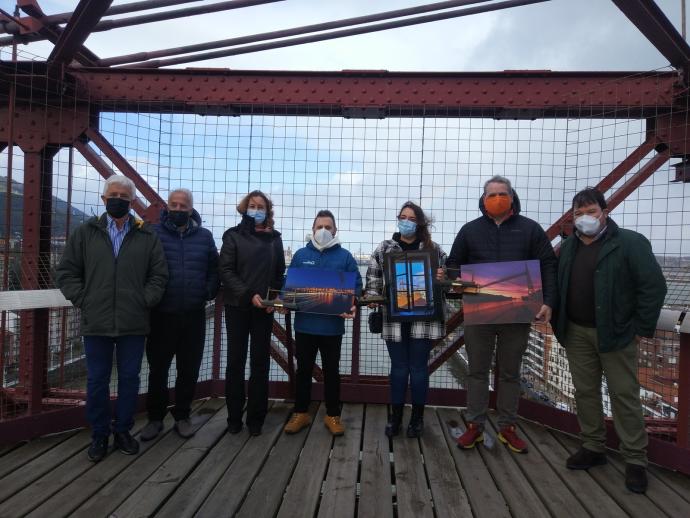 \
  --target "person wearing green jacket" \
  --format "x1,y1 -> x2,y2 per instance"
56,175 -> 168,463
552,187 -> 666,495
